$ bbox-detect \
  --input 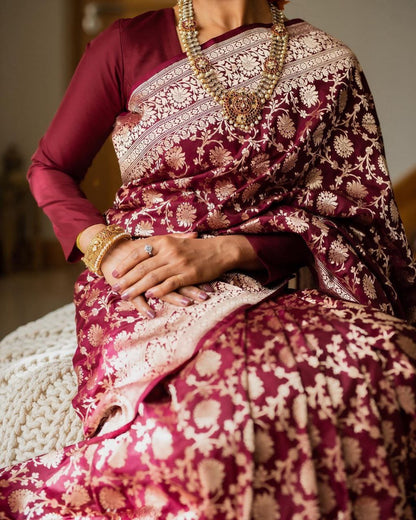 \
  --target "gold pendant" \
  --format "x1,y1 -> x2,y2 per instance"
222,90 -> 262,129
